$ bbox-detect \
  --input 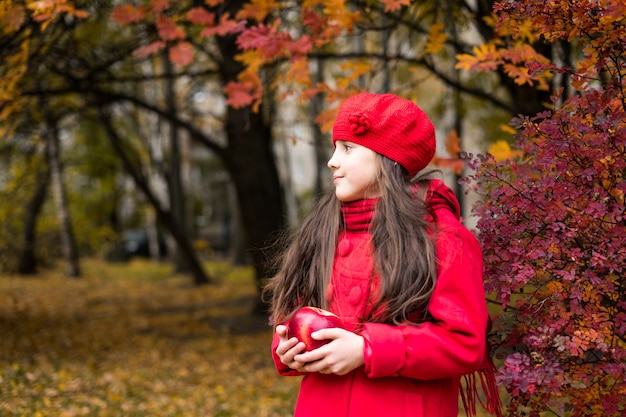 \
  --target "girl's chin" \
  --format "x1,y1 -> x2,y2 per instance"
335,194 -> 360,203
